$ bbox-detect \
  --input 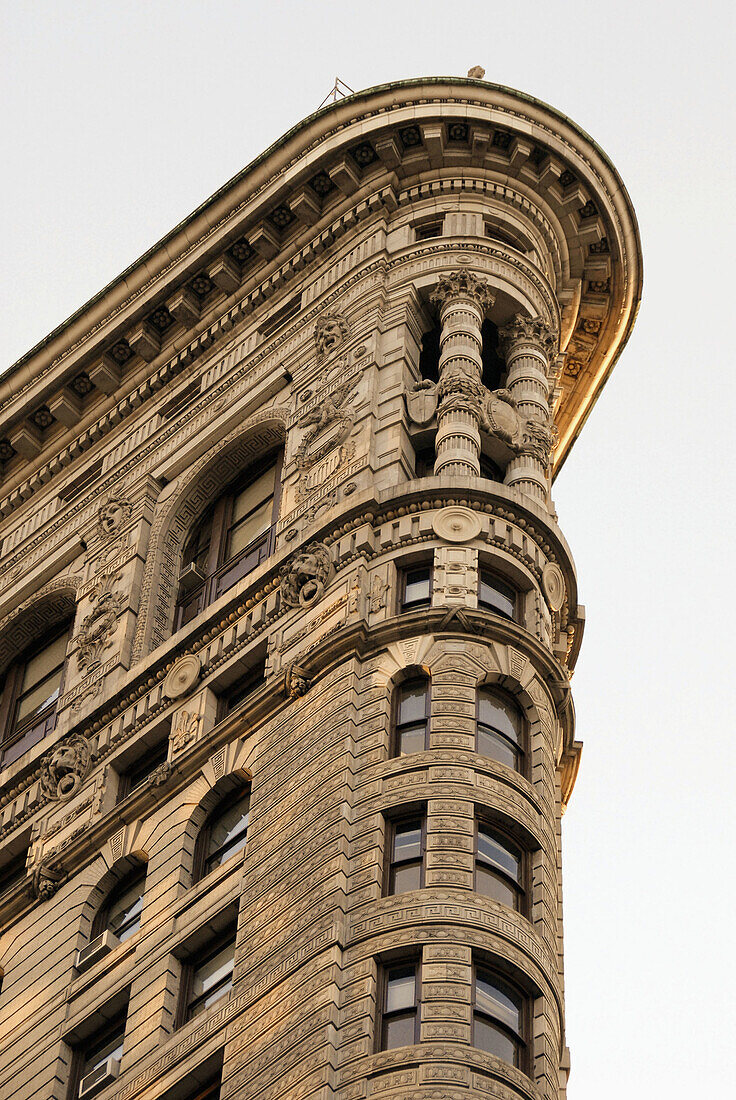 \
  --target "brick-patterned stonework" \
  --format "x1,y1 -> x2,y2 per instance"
0,77 -> 640,1100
